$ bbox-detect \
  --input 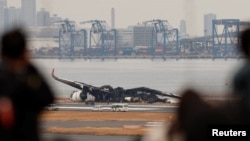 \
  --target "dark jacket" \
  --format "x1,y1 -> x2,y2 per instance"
0,63 -> 55,141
